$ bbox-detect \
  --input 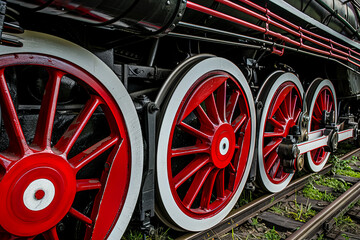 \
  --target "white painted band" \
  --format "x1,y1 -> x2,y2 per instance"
23,179 -> 55,211
219,137 -> 230,155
